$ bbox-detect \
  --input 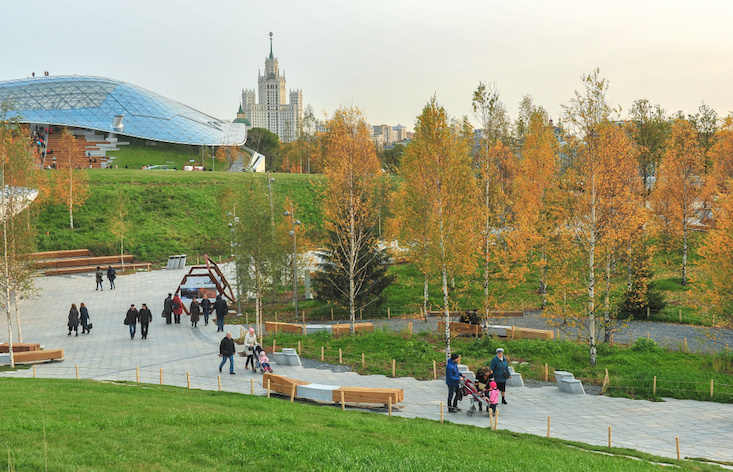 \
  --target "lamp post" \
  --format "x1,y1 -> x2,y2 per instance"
227,208 -> 242,316
284,203 -> 301,320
